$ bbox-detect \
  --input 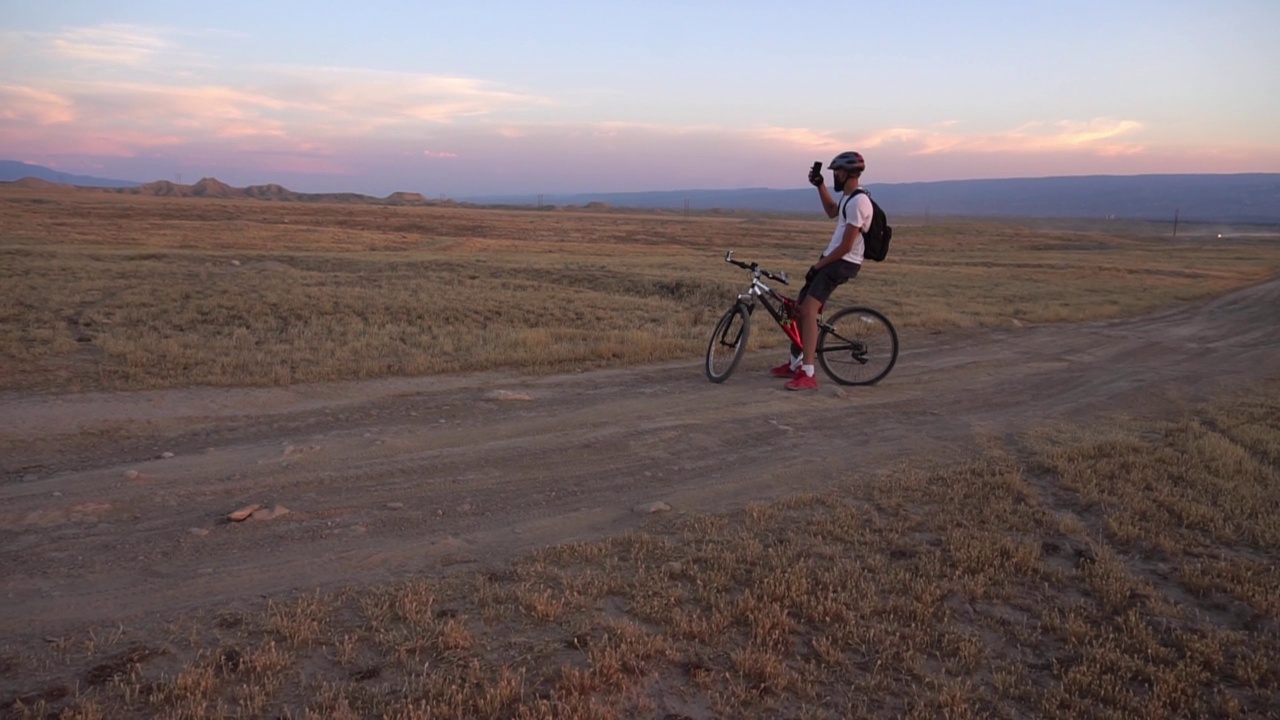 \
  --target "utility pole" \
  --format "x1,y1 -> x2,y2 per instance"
1173,209 -> 1179,237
